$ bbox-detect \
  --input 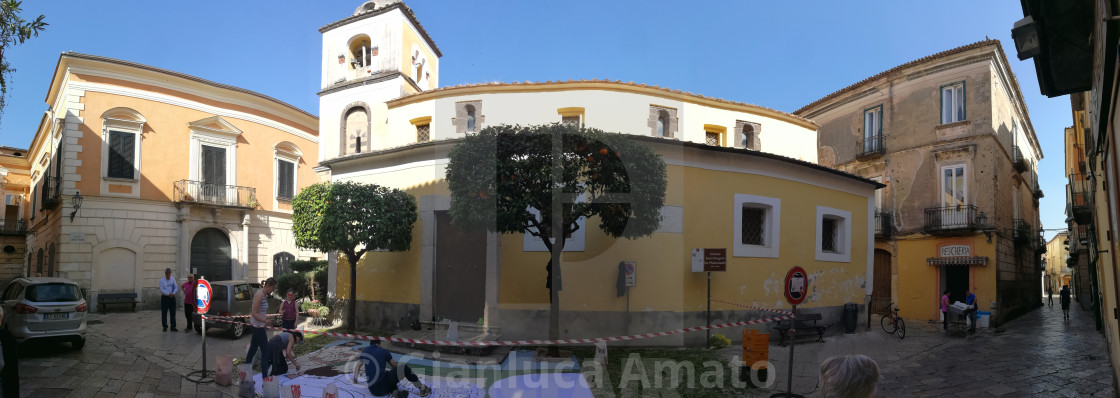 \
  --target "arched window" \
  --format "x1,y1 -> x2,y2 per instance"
349,35 -> 373,68
466,105 -> 476,133
342,106 -> 370,155
742,125 -> 755,150
48,243 -> 56,277
657,111 -> 669,137
35,248 -> 43,277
